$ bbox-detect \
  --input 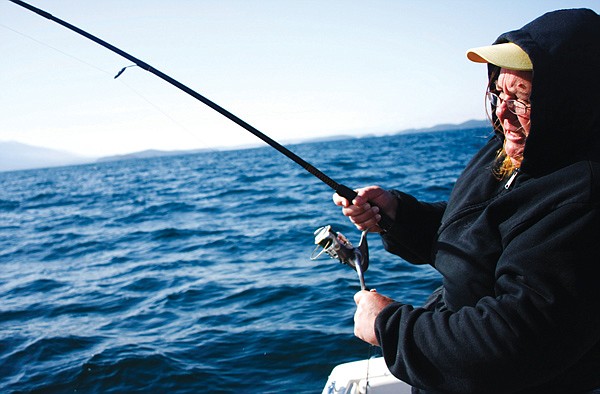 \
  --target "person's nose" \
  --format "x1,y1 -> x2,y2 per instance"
495,99 -> 511,120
